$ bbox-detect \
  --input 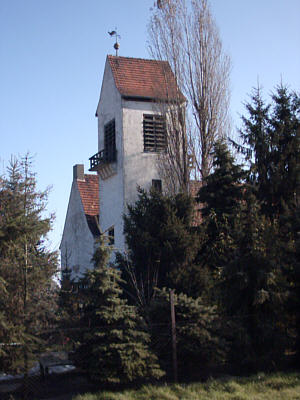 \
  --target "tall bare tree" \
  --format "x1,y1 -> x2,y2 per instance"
154,99 -> 189,194
149,0 -> 231,181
